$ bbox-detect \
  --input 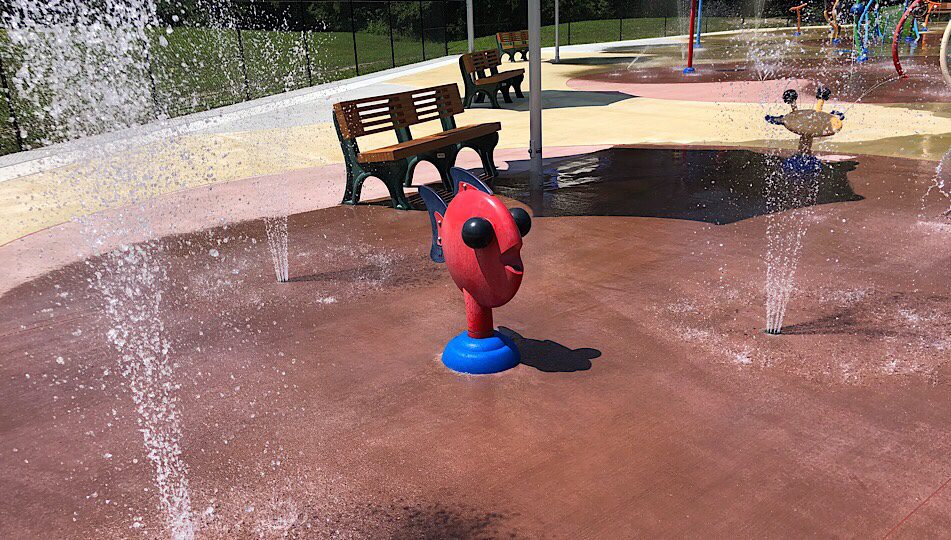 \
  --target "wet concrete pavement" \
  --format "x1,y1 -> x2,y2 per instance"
1,147 -> 949,538
494,147 -> 862,223
572,55 -> 950,105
